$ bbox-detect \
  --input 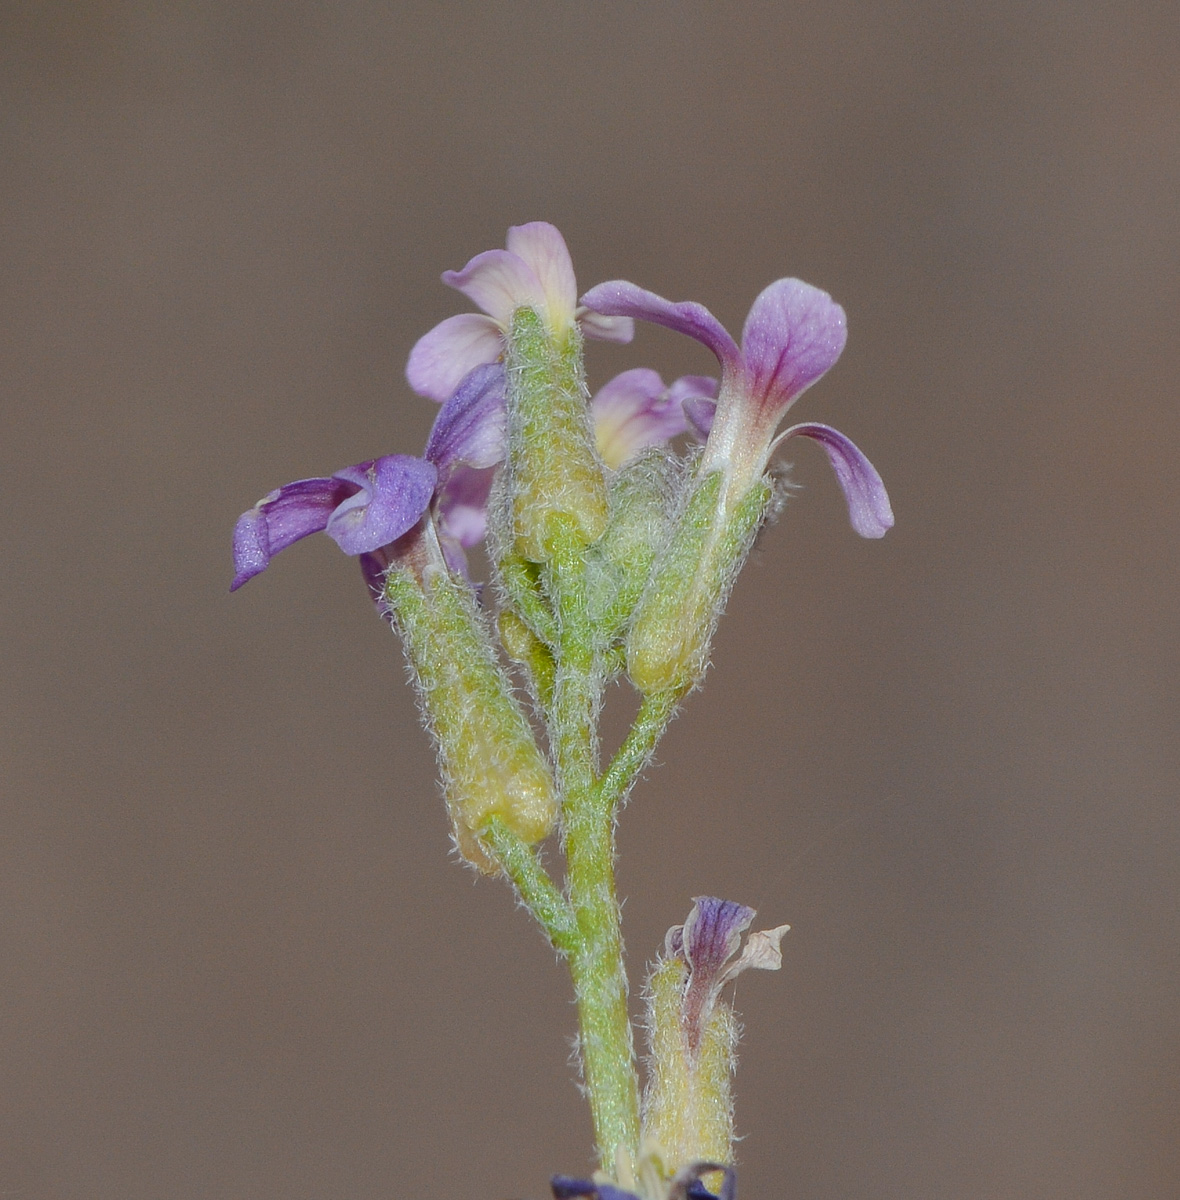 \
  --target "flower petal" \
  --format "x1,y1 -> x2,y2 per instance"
668,375 -> 720,441
682,396 -> 717,440
680,896 -> 756,981
406,312 -> 504,402
424,362 -> 508,477
673,1163 -> 736,1200
674,897 -> 755,1051
442,248 -> 545,325
325,455 -> 438,555
667,897 -> 788,1054
591,368 -> 690,469
505,222 -> 578,330
230,475 -> 354,590
667,374 -> 719,407
579,280 -> 742,372
740,279 -> 847,414
437,464 -> 496,549
577,307 -> 635,344
779,422 -> 894,538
